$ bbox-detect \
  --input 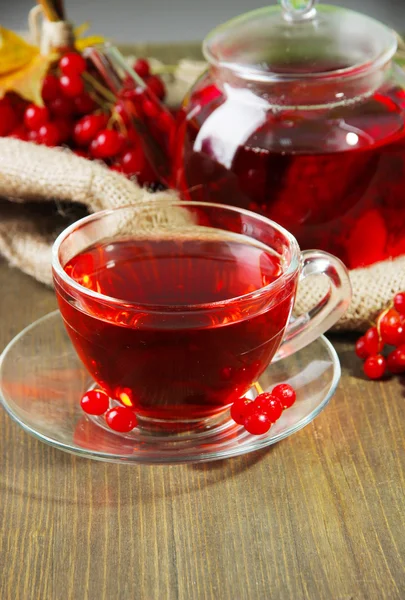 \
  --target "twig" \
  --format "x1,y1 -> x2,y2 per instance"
37,0 -> 62,22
